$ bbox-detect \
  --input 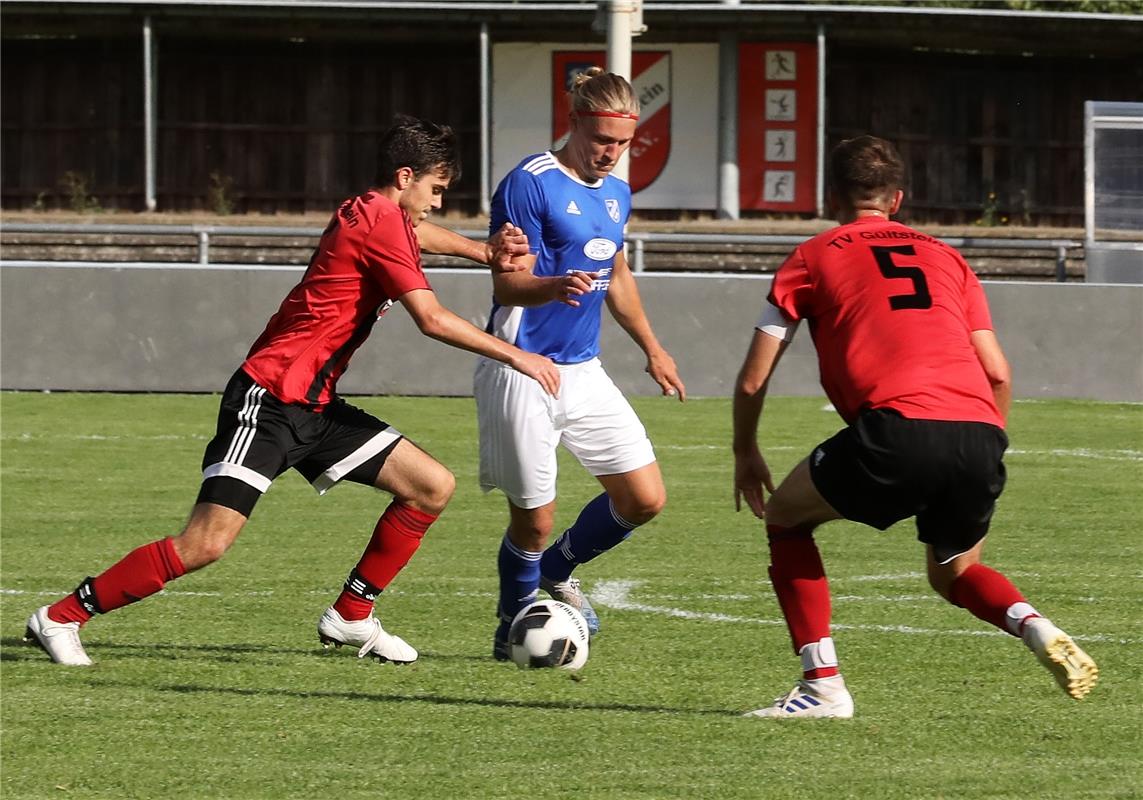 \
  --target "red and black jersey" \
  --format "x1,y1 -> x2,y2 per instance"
769,215 -> 1003,428
242,191 -> 431,408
